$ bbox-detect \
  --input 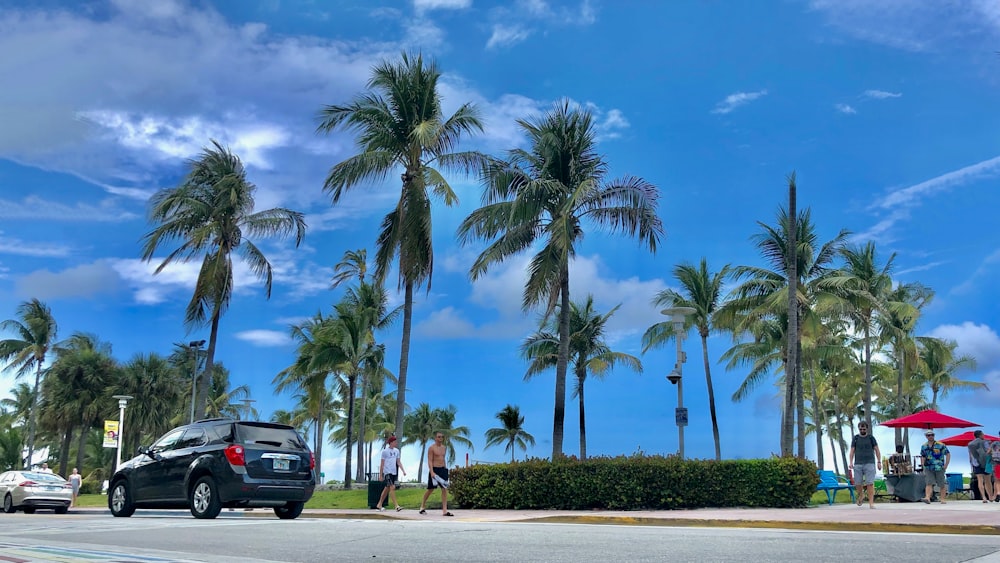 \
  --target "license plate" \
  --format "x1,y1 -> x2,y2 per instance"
274,459 -> 289,471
